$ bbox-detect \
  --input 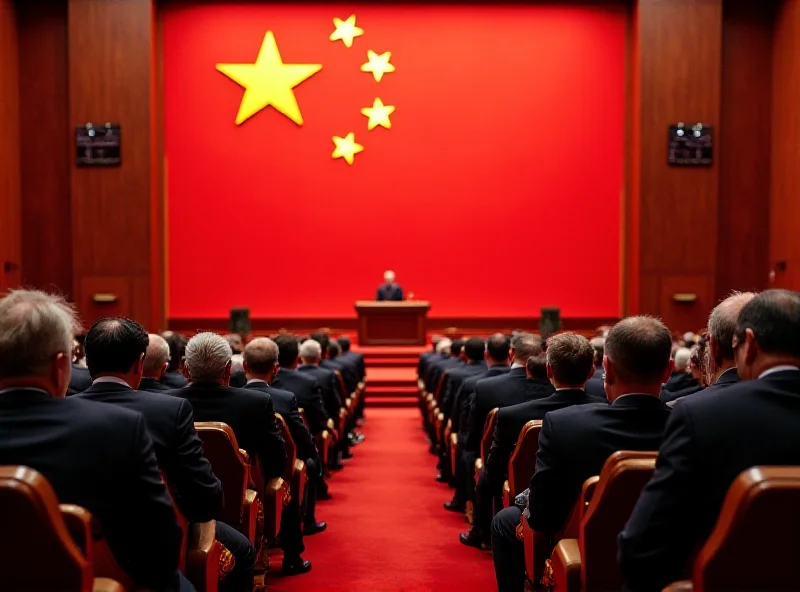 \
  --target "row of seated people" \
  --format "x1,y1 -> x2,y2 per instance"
418,289 -> 800,591
0,288 -> 366,591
